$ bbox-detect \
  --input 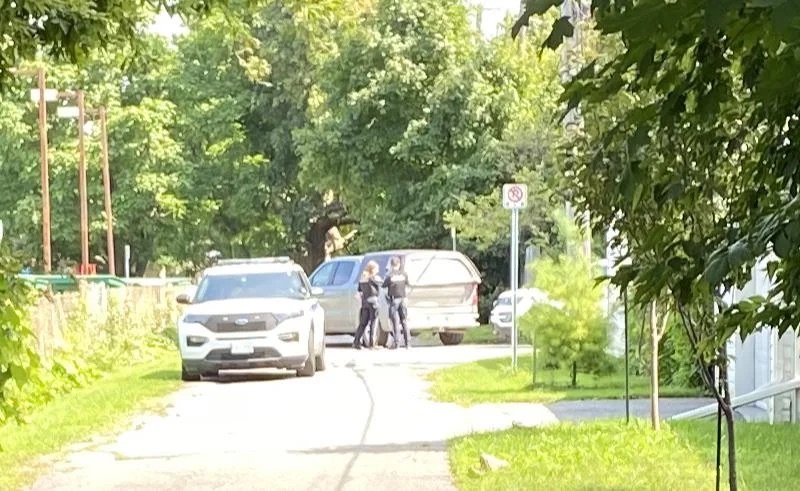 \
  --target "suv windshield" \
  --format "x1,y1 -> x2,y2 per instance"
194,271 -> 307,302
